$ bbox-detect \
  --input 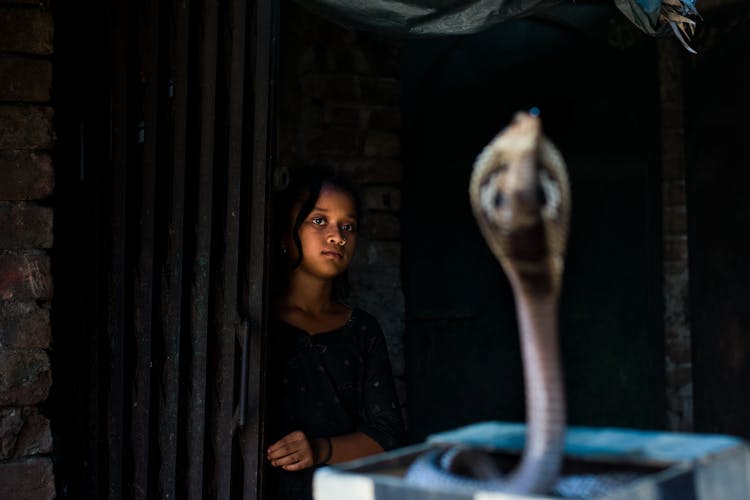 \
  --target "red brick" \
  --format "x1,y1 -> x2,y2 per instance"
360,77 -> 400,105
664,206 -> 687,236
662,156 -> 686,181
0,150 -> 54,200
362,185 -> 401,211
0,457 -> 55,500
360,212 -> 400,240
0,302 -> 51,349
0,105 -> 54,149
663,236 -> 688,262
354,240 -> 401,268
661,108 -> 685,132
358,36 -> 402,76
657,39 -> 683,82
306,128 -> 361,157
0,407 -> 50,459
301,101 -> 324,128
664,328 -> 681,341
0,57 -> 52,102
296,46 -> 318,75
663,180 -> 686,206
318,22 -> 357,46
663,261 -> 688,276
667,365 -> 693,389
336,158 -> 403,184
14,408 -> 52,457
300,74 -> 361,101
364,131 -> 400,158
666,343 -> 692,365
0,407 -> 23,459
667,393 -> 682,412
0,202 -> 53,248
324,46 -> 370,74
0,349 -> 51,406
0,255 -> 53,300
324,105 -> 361,127
0,8 -> 53,55
368,107 -> 401,130
1,0 -> 51,6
